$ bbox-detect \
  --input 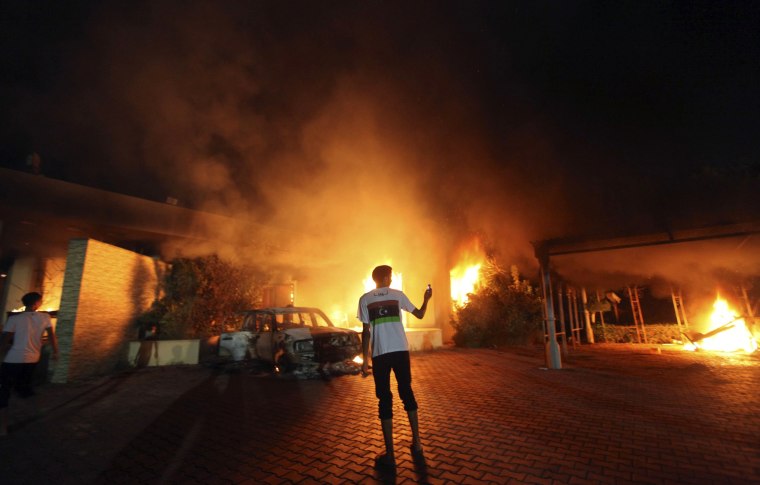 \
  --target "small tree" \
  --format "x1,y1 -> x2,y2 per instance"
452,260 -> 543,347
139,255 -> 268,339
